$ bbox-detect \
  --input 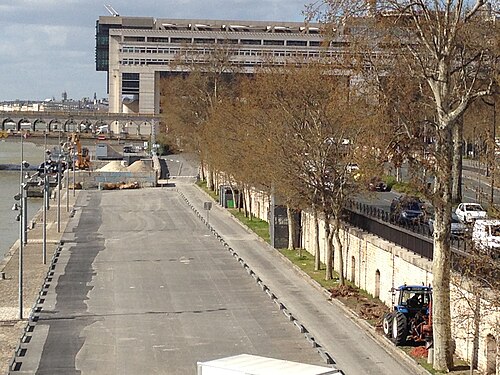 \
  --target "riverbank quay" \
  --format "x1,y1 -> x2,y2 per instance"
0,190 -> 78,375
